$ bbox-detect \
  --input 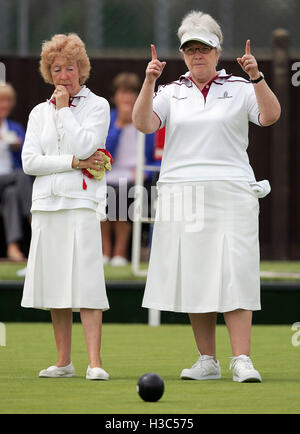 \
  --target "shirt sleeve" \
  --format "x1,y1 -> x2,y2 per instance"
152,85 -> 170,129
22,106 -> 74,176
57,97 -> 110,159
105,109 -> 121,158
246,84 -> 262,126
8,121 -> 25,169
